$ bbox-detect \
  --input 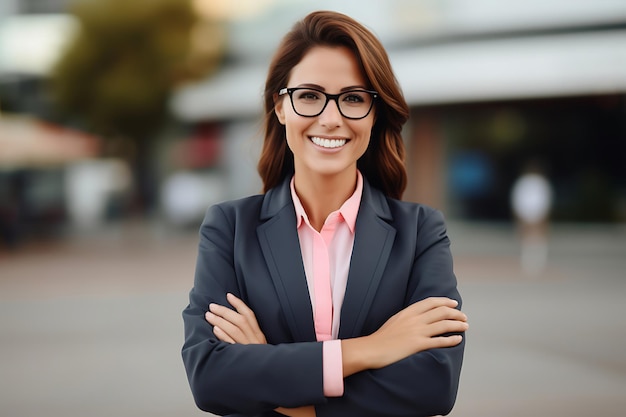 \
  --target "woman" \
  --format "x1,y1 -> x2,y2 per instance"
182,10 -> 468,417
